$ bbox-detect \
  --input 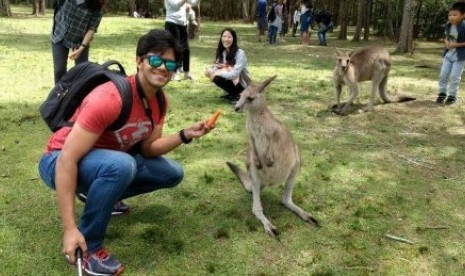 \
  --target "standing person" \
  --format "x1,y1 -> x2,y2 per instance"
292,4 -> 301,37
38,29 -> 214,275
51,0 -> 103,83
205,28 -> 251,104
300,0 -> 313,45
280,0 -> 289,43
437,1 -> 465,105
256,0 -> 268,42
268,0 -> 283,45
315,8 -> 333,46
164,0 -> 199,81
